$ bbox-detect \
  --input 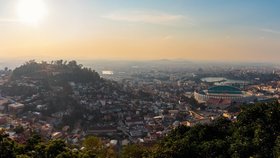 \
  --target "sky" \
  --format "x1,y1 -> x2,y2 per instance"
0,0 -> 280,62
